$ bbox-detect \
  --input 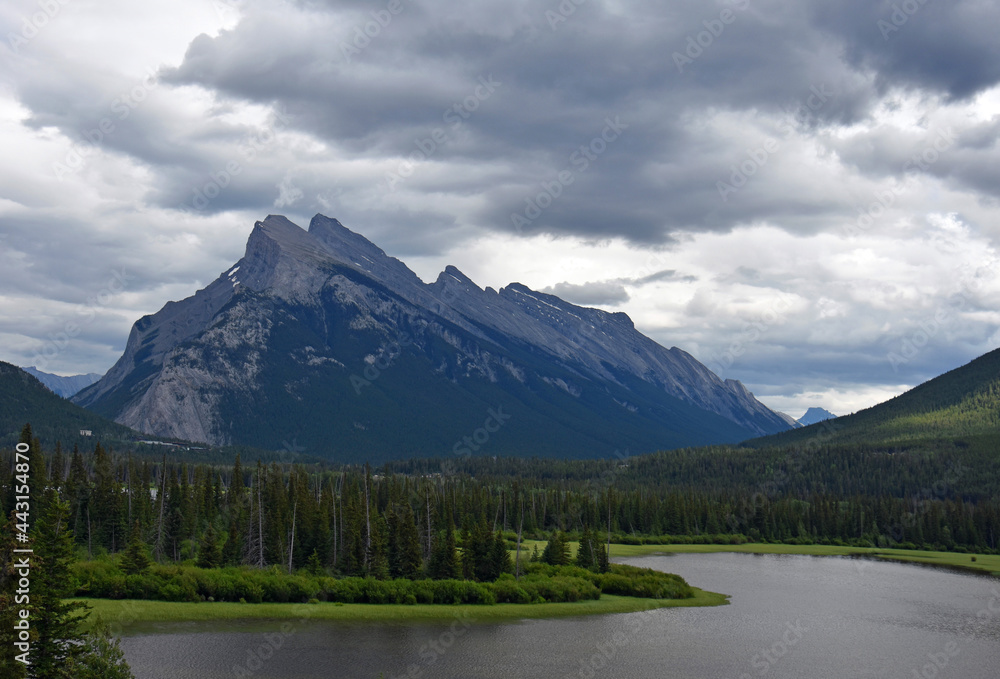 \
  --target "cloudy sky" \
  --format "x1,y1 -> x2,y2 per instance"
1,0 -> 999,419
